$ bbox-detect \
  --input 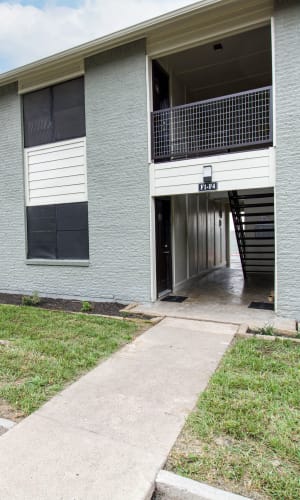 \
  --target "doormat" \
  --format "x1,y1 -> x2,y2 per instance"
248,301 -> 274,311
161,295 -> 187,303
